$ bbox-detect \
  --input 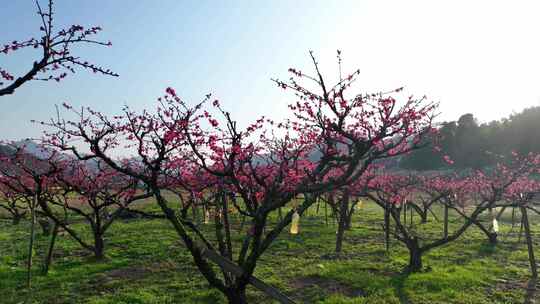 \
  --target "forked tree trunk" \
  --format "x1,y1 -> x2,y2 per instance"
345,213 -> 352,230
419,209 -> 428,224
473,219 -> 498,245
345,201 -> 355,230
